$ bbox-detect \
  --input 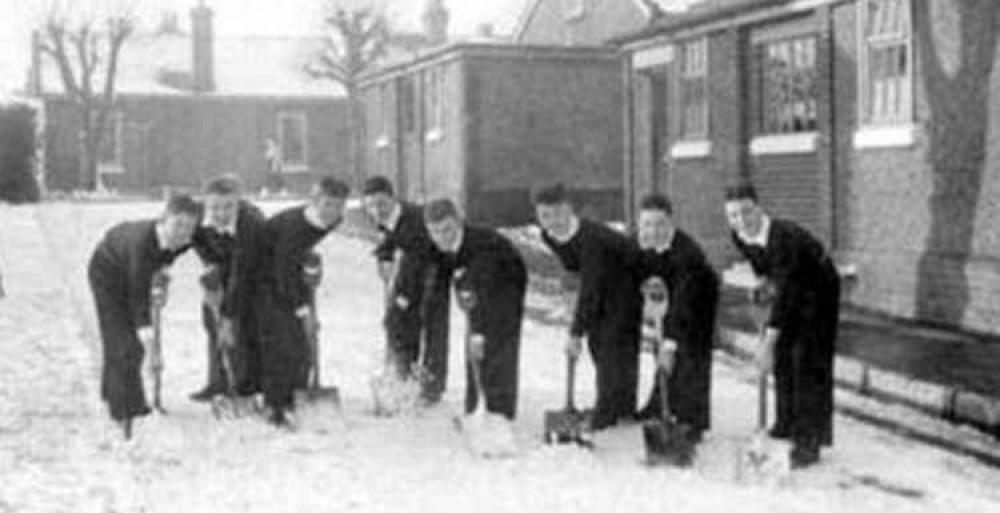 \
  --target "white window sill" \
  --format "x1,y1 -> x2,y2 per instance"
283,164 -> 310,174
97,163 -> 124,174
670,139 -> 712,160
374,135 -> 390,149
750,132 -> 818,155
853,123 -> 919,149
425,128 -> 443,144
